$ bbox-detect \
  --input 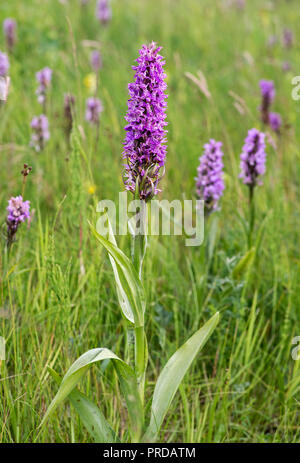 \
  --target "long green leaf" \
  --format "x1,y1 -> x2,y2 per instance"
89,221 -> 145,327
107,219 -> 134,324
47,367 -> 119,443
143,312 -> 220,442
41,348 -> 143,441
